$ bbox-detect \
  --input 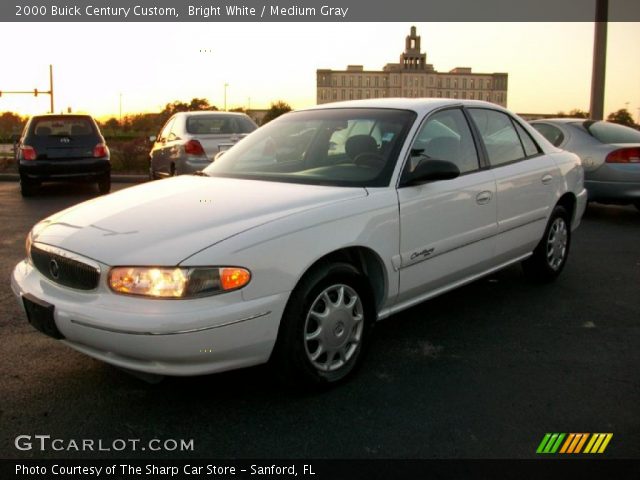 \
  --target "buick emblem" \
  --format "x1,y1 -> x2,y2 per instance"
49,259 -> 60,279
60,137 -> 70,143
